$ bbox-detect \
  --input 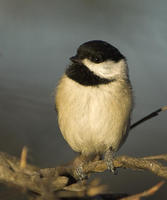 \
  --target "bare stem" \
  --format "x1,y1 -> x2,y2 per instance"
130,105 -> 167,130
